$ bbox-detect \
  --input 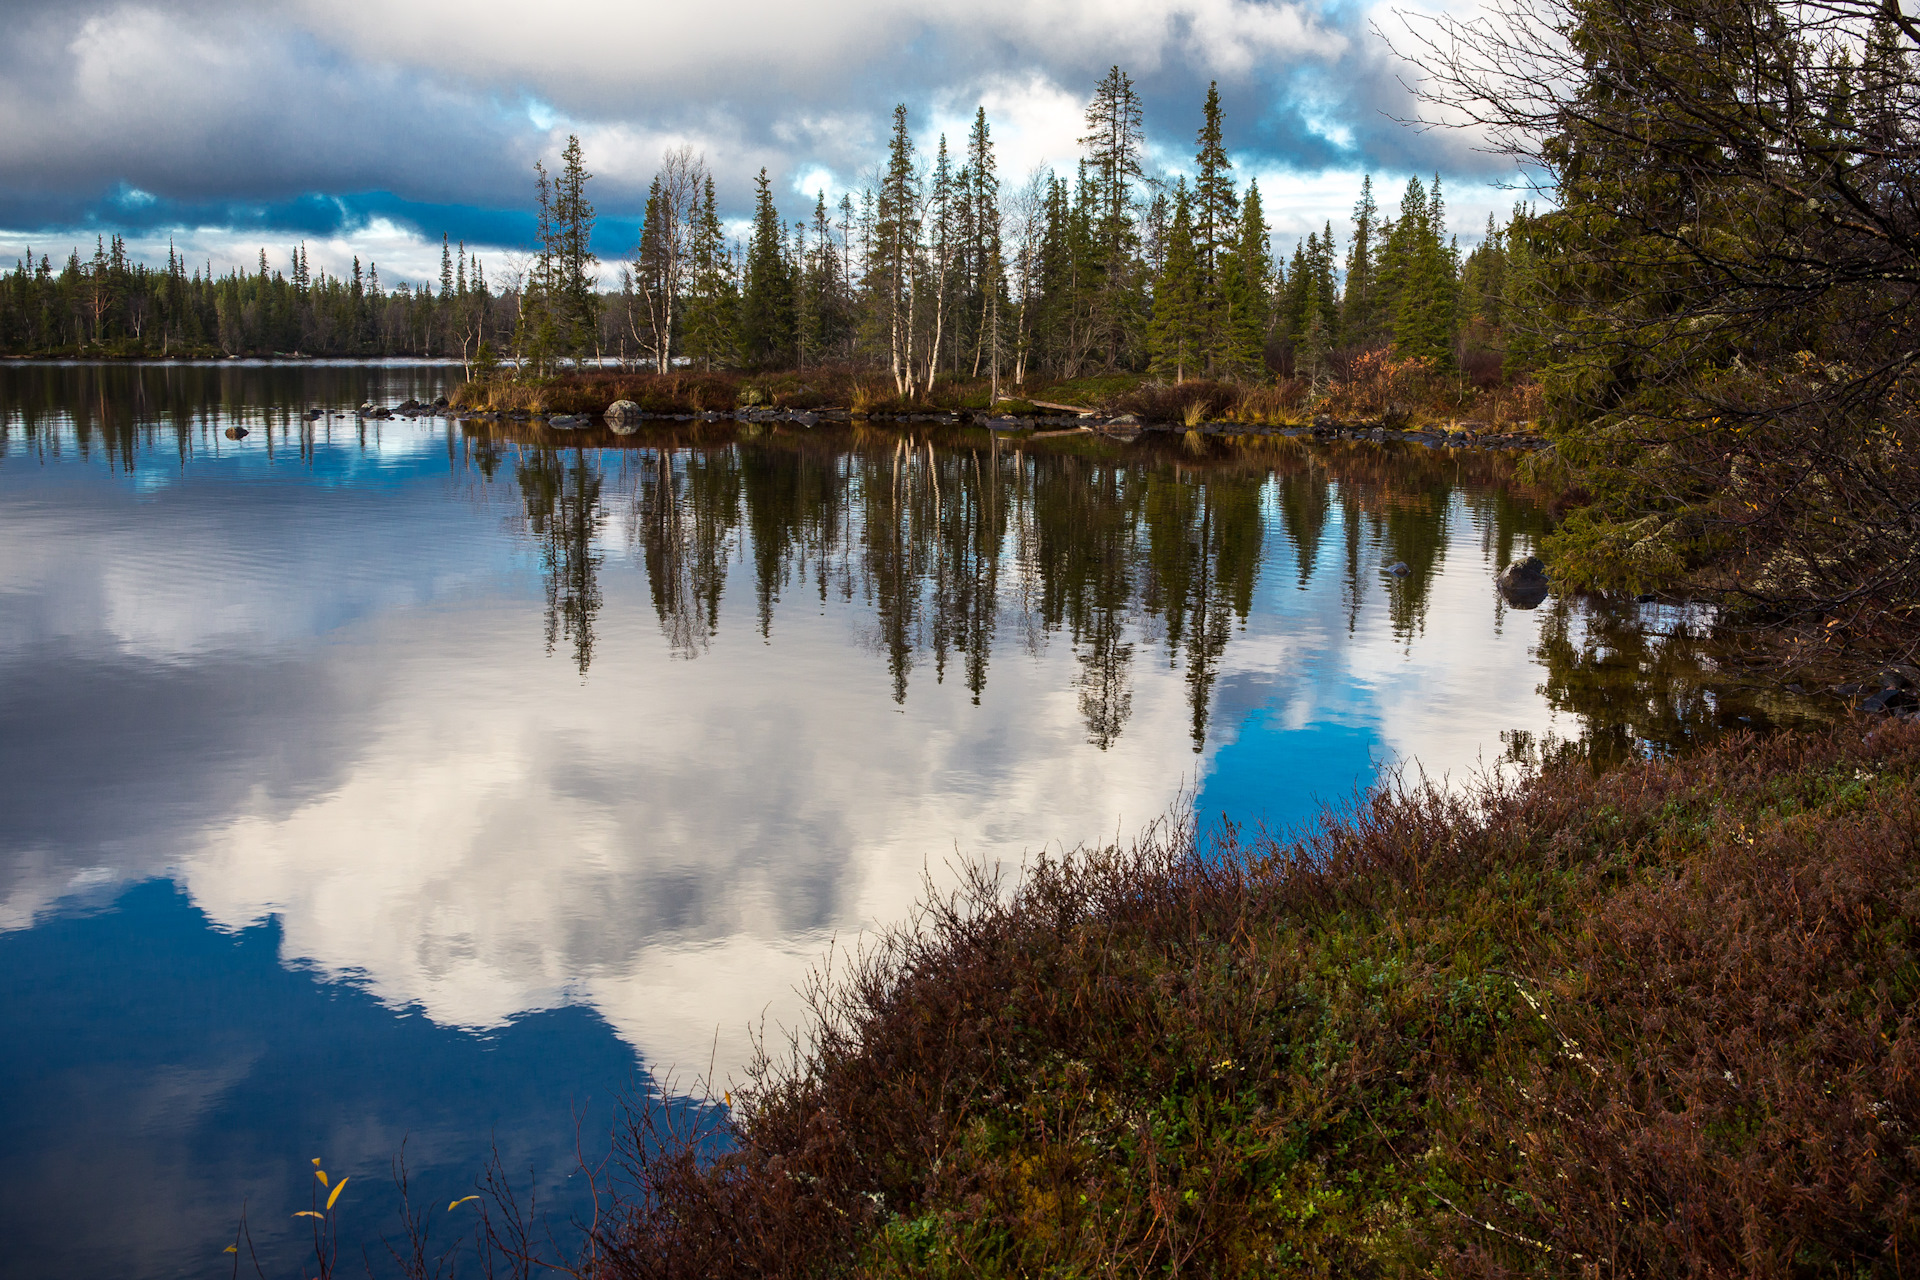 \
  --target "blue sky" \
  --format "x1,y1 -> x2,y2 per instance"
0,0 -> 1523,286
